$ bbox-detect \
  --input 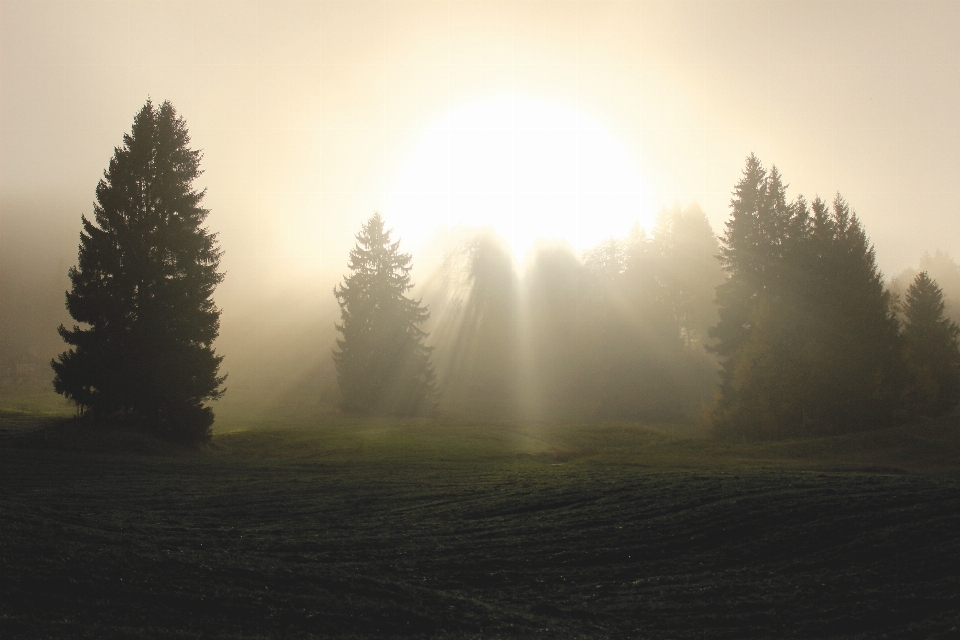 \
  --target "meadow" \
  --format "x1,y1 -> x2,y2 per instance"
2,385 -> 959,638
